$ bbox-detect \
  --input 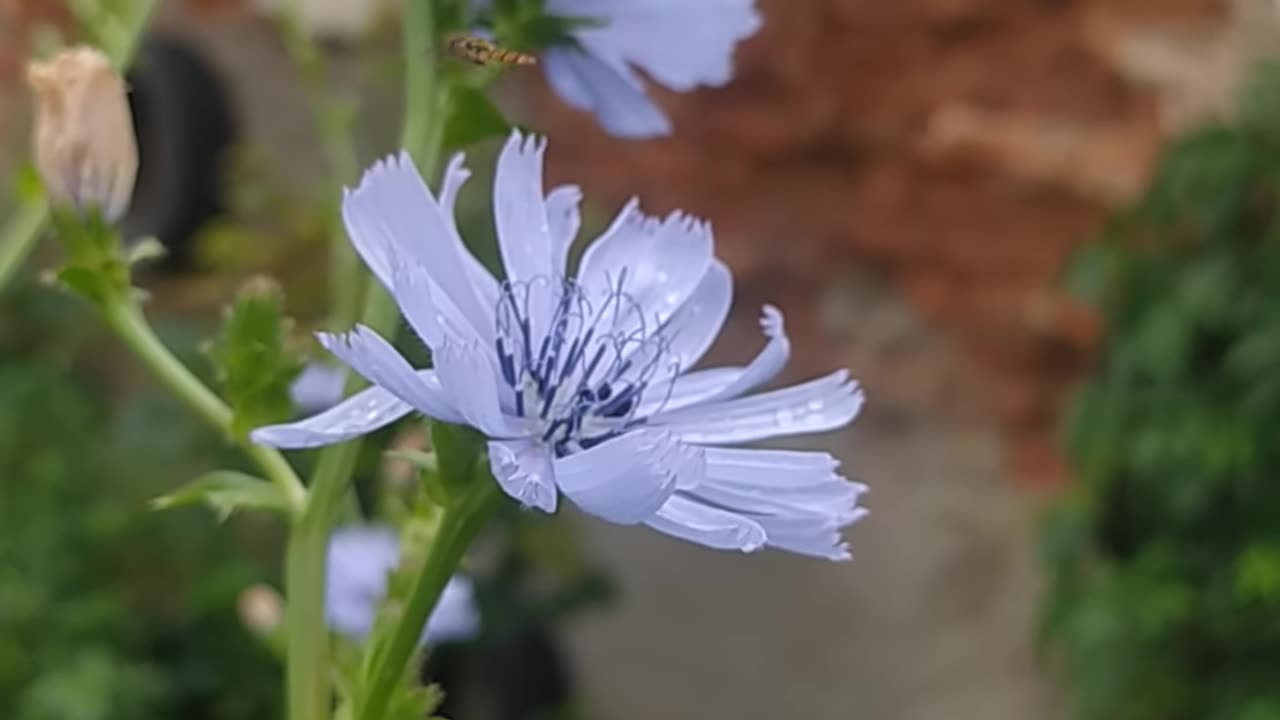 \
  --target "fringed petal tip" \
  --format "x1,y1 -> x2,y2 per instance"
347,150 -> 418,195
760,304 -> 783,334
489,439 -> 559,513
